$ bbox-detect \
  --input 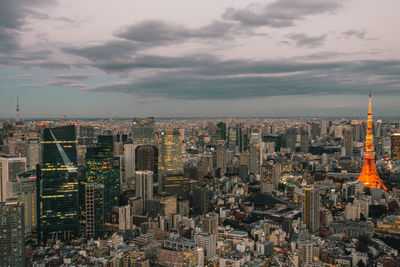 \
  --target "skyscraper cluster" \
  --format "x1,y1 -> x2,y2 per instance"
0,94 -> 399,266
